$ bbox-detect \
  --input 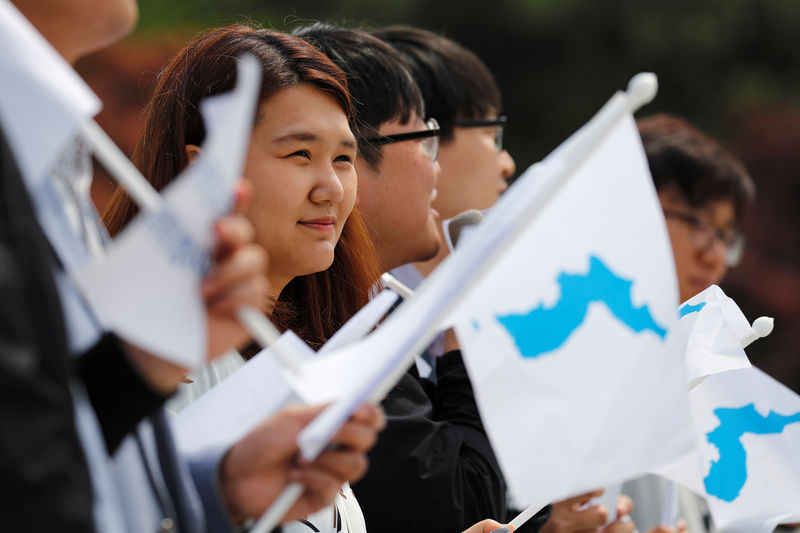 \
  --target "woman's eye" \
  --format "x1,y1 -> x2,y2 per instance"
334,154 -> 353,163
288,149 -> 311,159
